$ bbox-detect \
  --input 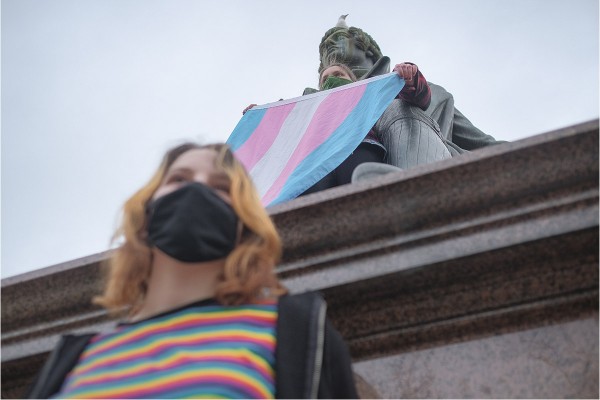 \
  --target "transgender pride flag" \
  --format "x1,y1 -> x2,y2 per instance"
227,72 -> 404,206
